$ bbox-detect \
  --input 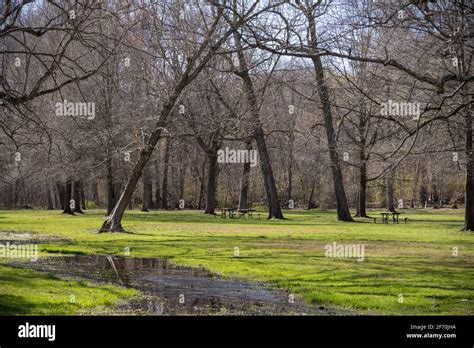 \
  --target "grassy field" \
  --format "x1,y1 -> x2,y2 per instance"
0,208 -> 473,315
